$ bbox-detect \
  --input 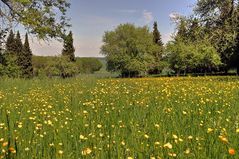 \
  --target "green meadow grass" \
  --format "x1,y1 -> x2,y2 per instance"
0,76 -> 239,159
